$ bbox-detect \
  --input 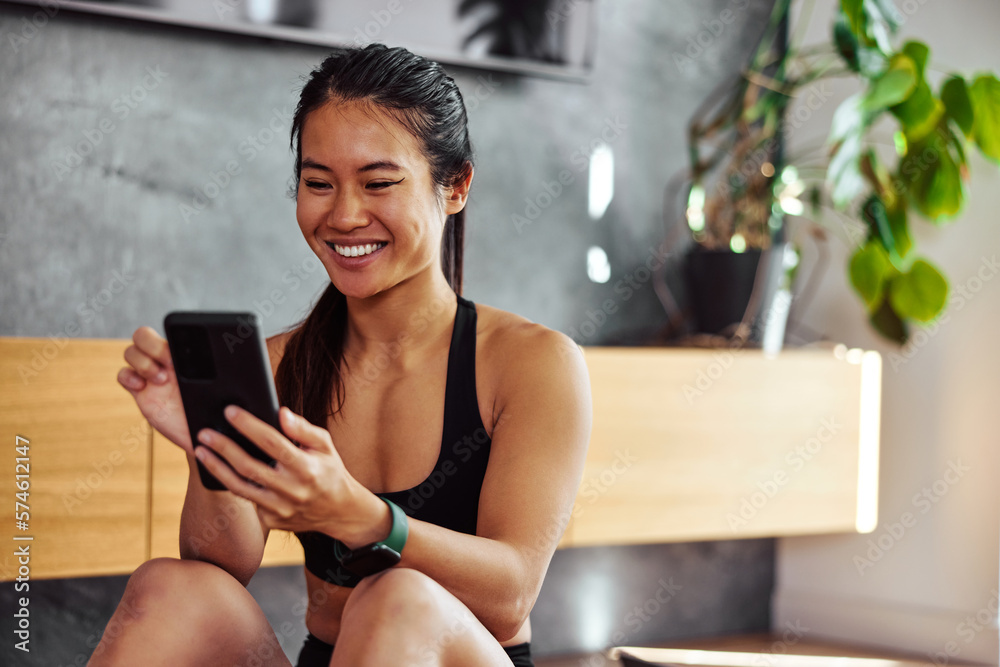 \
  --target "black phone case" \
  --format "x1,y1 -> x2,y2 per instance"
163,311 -> 281,491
